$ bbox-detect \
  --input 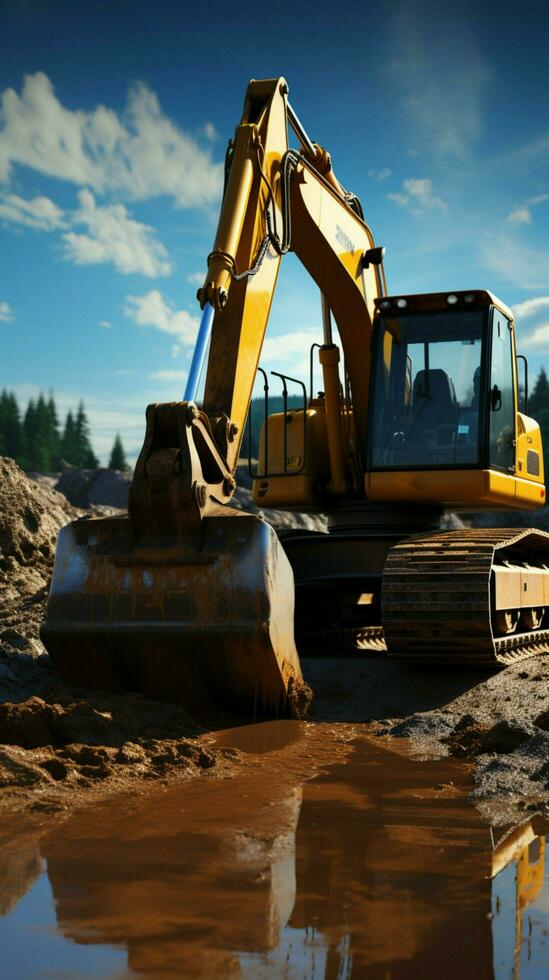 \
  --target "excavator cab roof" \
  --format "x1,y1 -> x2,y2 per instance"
374,290 -> 514,322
